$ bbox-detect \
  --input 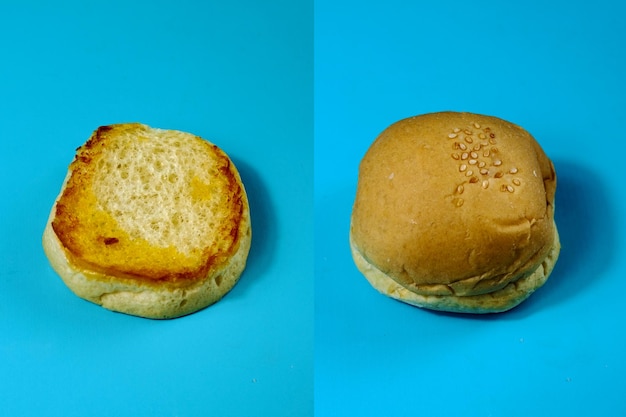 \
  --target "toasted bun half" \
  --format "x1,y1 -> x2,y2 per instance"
350,112 -> 560,313
43,123 -> 251,319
